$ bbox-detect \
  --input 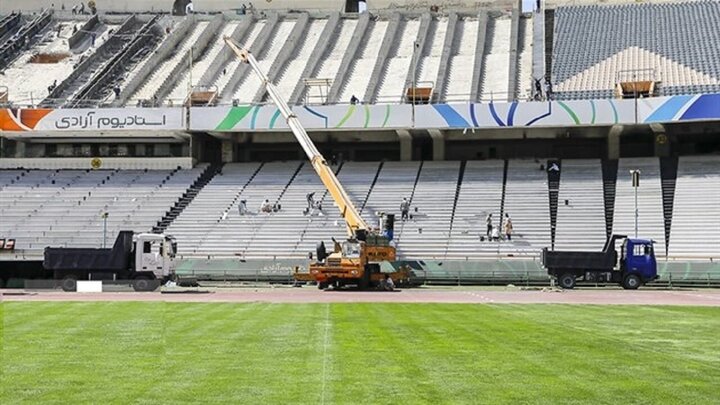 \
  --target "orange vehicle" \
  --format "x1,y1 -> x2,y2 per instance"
225,38 -> 409,289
